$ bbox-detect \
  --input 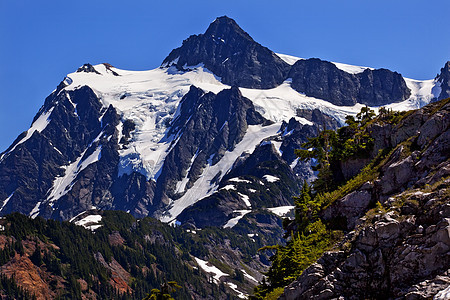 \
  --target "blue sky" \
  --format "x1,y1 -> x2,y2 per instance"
1,0 -> 449,152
